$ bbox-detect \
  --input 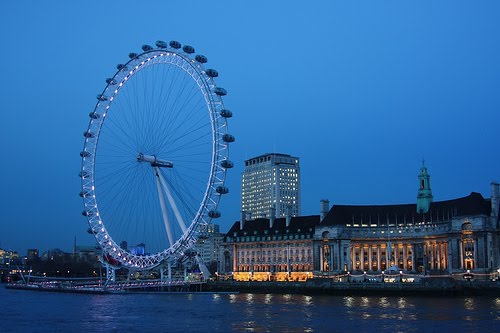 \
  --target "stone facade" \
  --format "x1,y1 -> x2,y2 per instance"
314,184 -> 500,276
